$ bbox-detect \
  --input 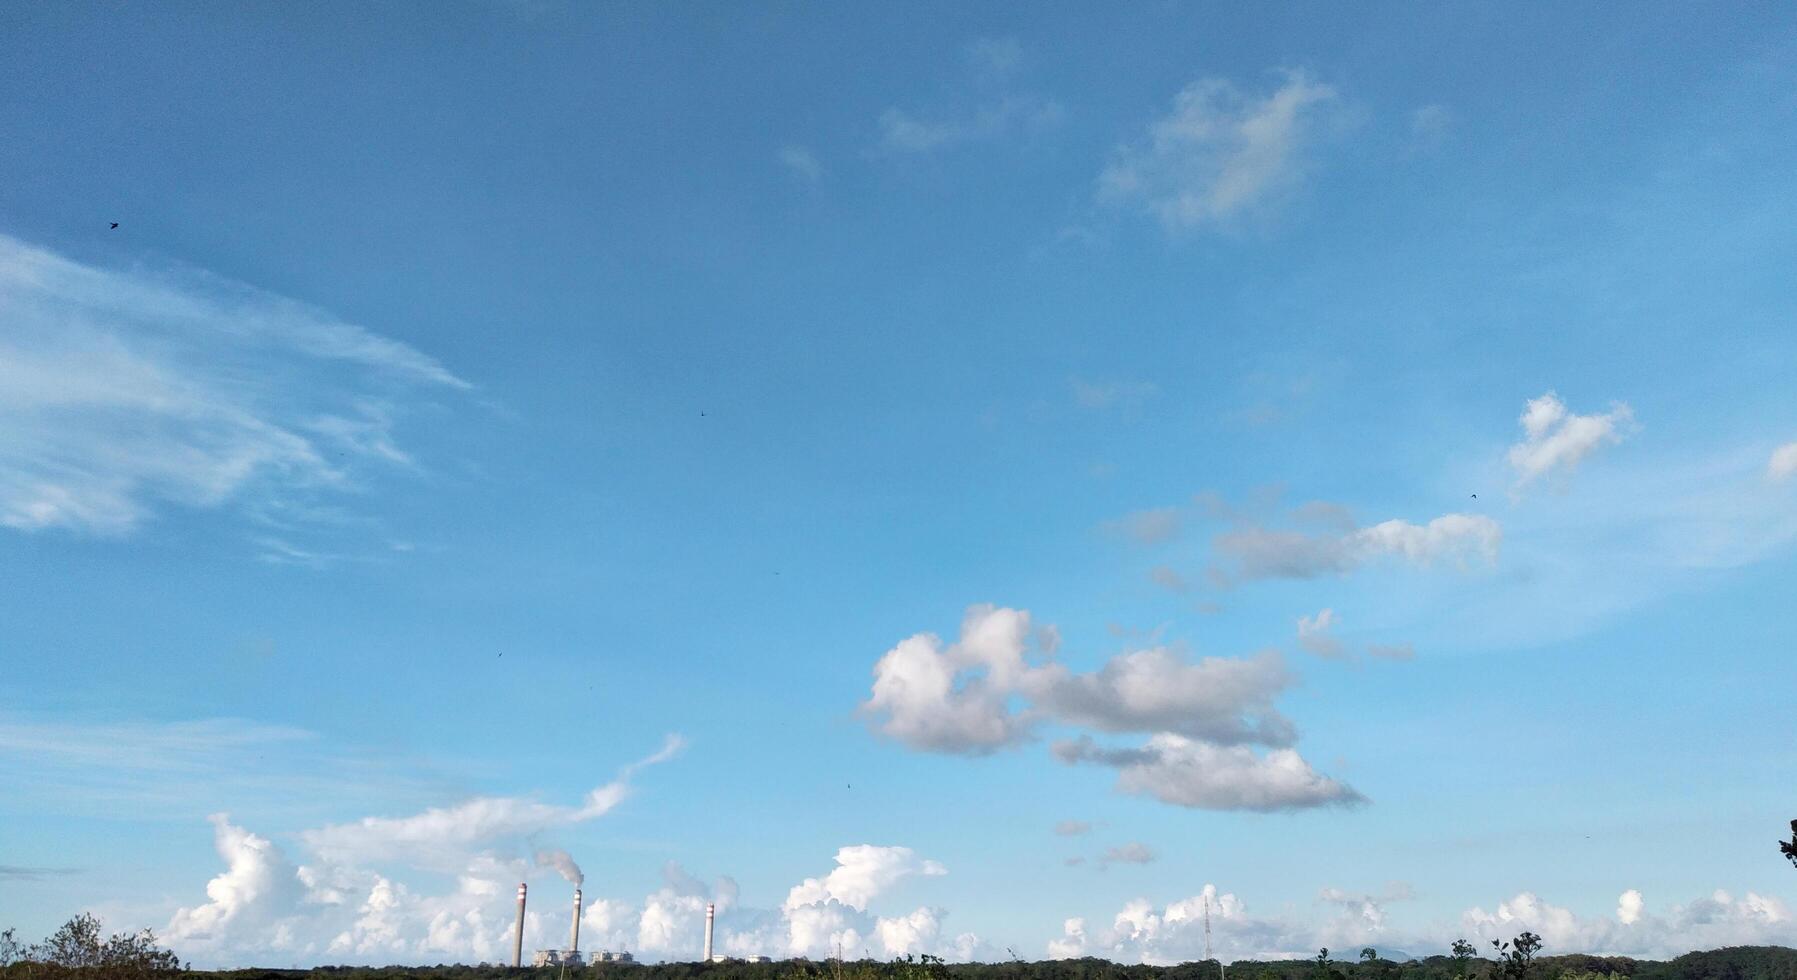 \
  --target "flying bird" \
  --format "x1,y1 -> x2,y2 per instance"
109,222 -> 119,229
